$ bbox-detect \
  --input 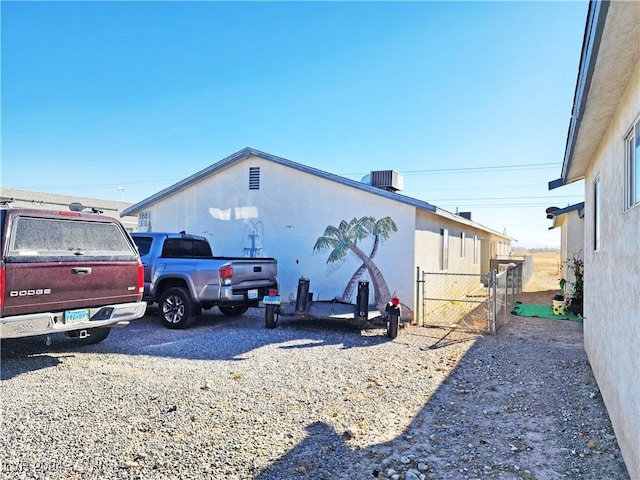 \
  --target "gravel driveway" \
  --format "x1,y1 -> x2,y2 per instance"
0,307 -> 630,480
